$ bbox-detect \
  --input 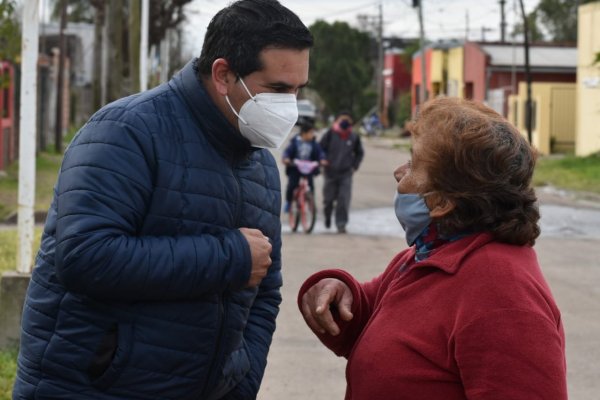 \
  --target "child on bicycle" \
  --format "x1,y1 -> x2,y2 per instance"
282,122 -> 327,213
